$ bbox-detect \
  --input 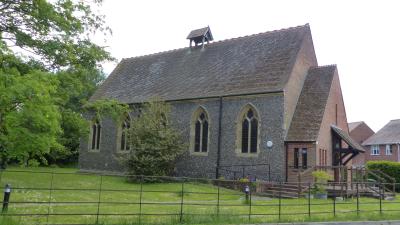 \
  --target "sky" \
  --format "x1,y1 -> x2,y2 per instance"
96,0 -> 400,132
